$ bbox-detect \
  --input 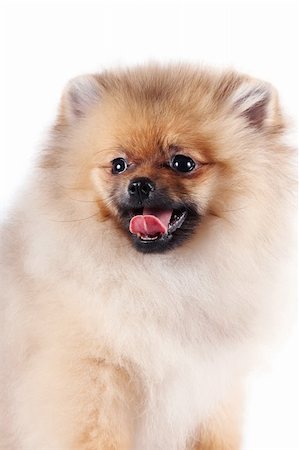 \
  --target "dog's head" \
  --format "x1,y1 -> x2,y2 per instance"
44,65 -> 285,253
